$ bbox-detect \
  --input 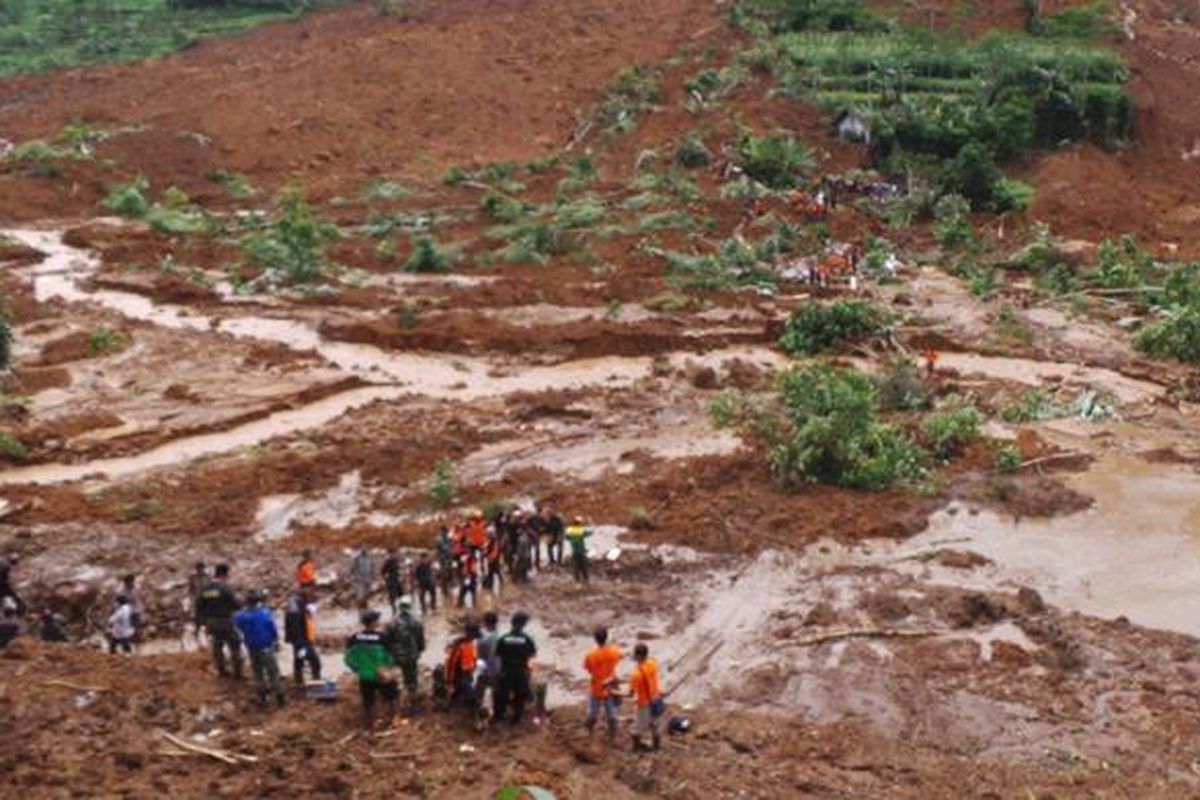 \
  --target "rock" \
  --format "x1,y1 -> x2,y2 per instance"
935,549 -> 991,570
944,592 -> 1004,628
1014,586 -> 1046,615
688,365 -> 718,390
